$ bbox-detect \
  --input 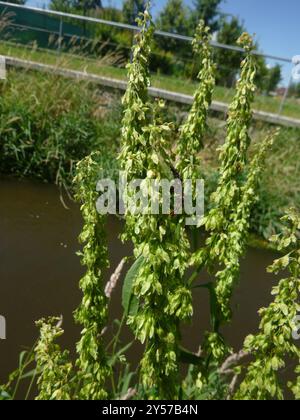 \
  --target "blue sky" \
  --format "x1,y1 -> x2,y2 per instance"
27,0 -> 300,85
